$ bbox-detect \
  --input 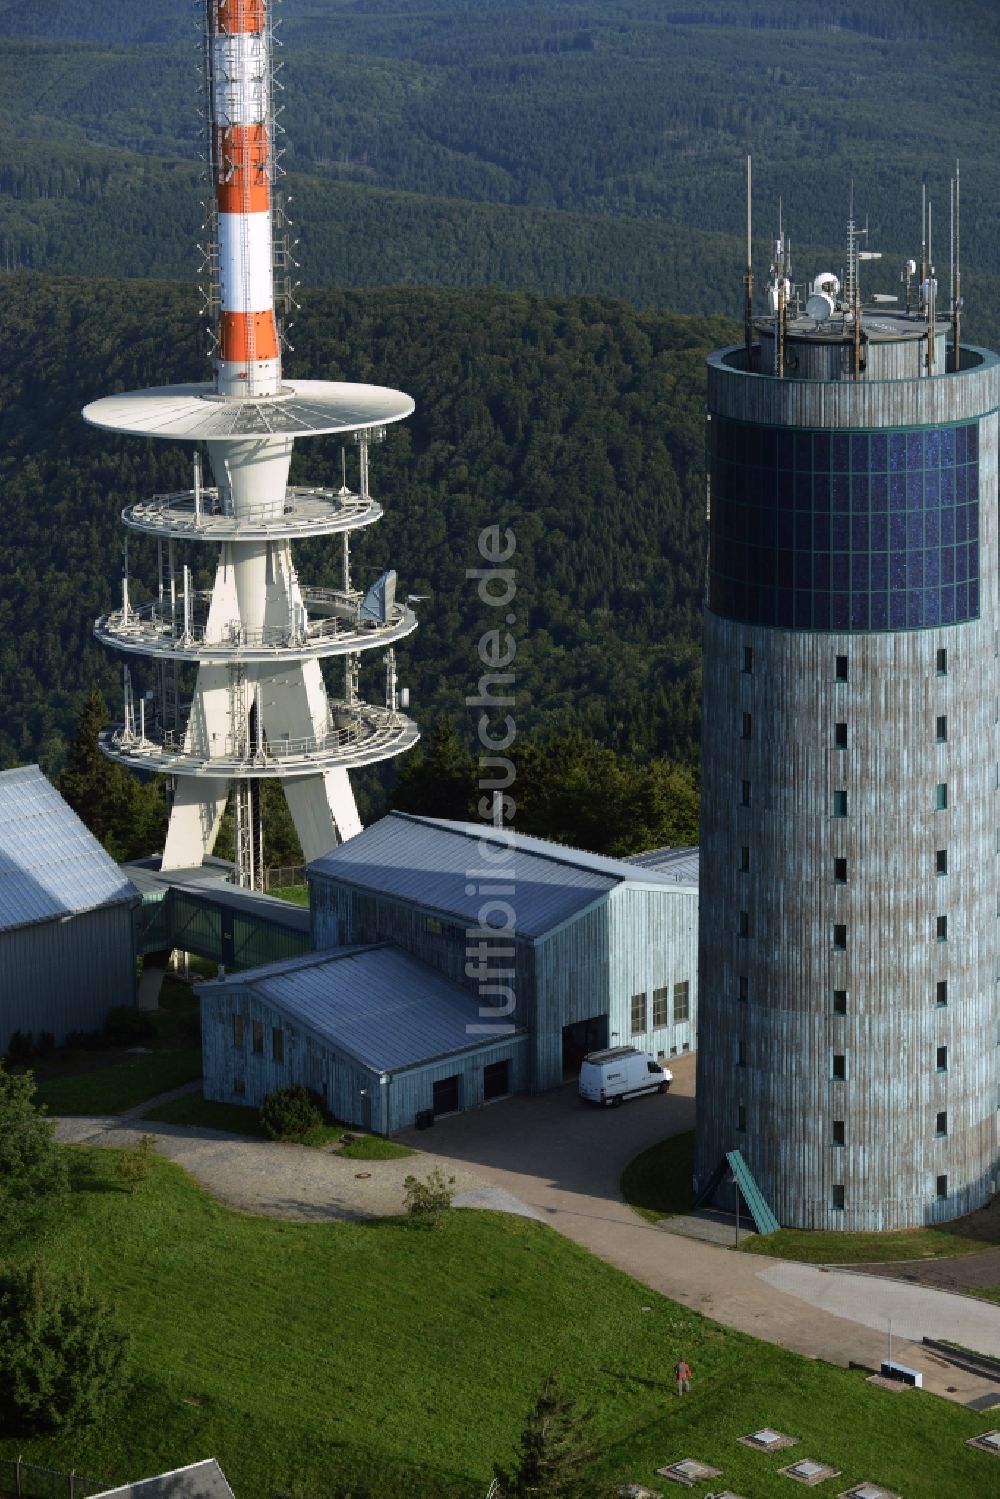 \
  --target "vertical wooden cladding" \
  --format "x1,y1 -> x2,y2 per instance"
697,357 -> 1000,1231
1,905 -> 138,1049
